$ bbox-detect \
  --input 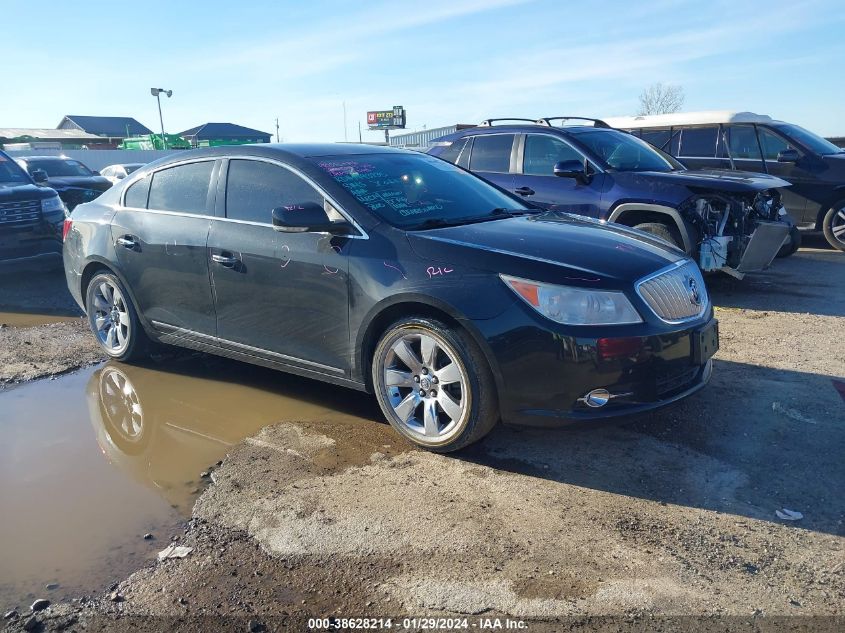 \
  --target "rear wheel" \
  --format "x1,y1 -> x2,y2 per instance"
822,201 -> 845,252
372,317 -> 499,452
85,272 -> 149,362
633,221 -> 684,251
